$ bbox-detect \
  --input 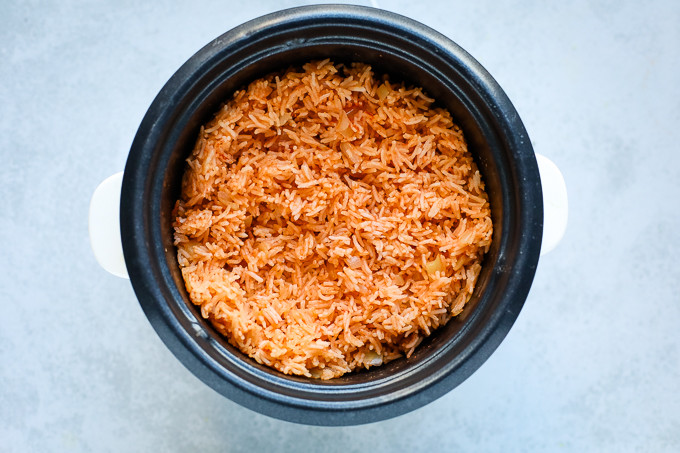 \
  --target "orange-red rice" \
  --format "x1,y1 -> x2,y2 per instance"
173,60 -> 492,379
